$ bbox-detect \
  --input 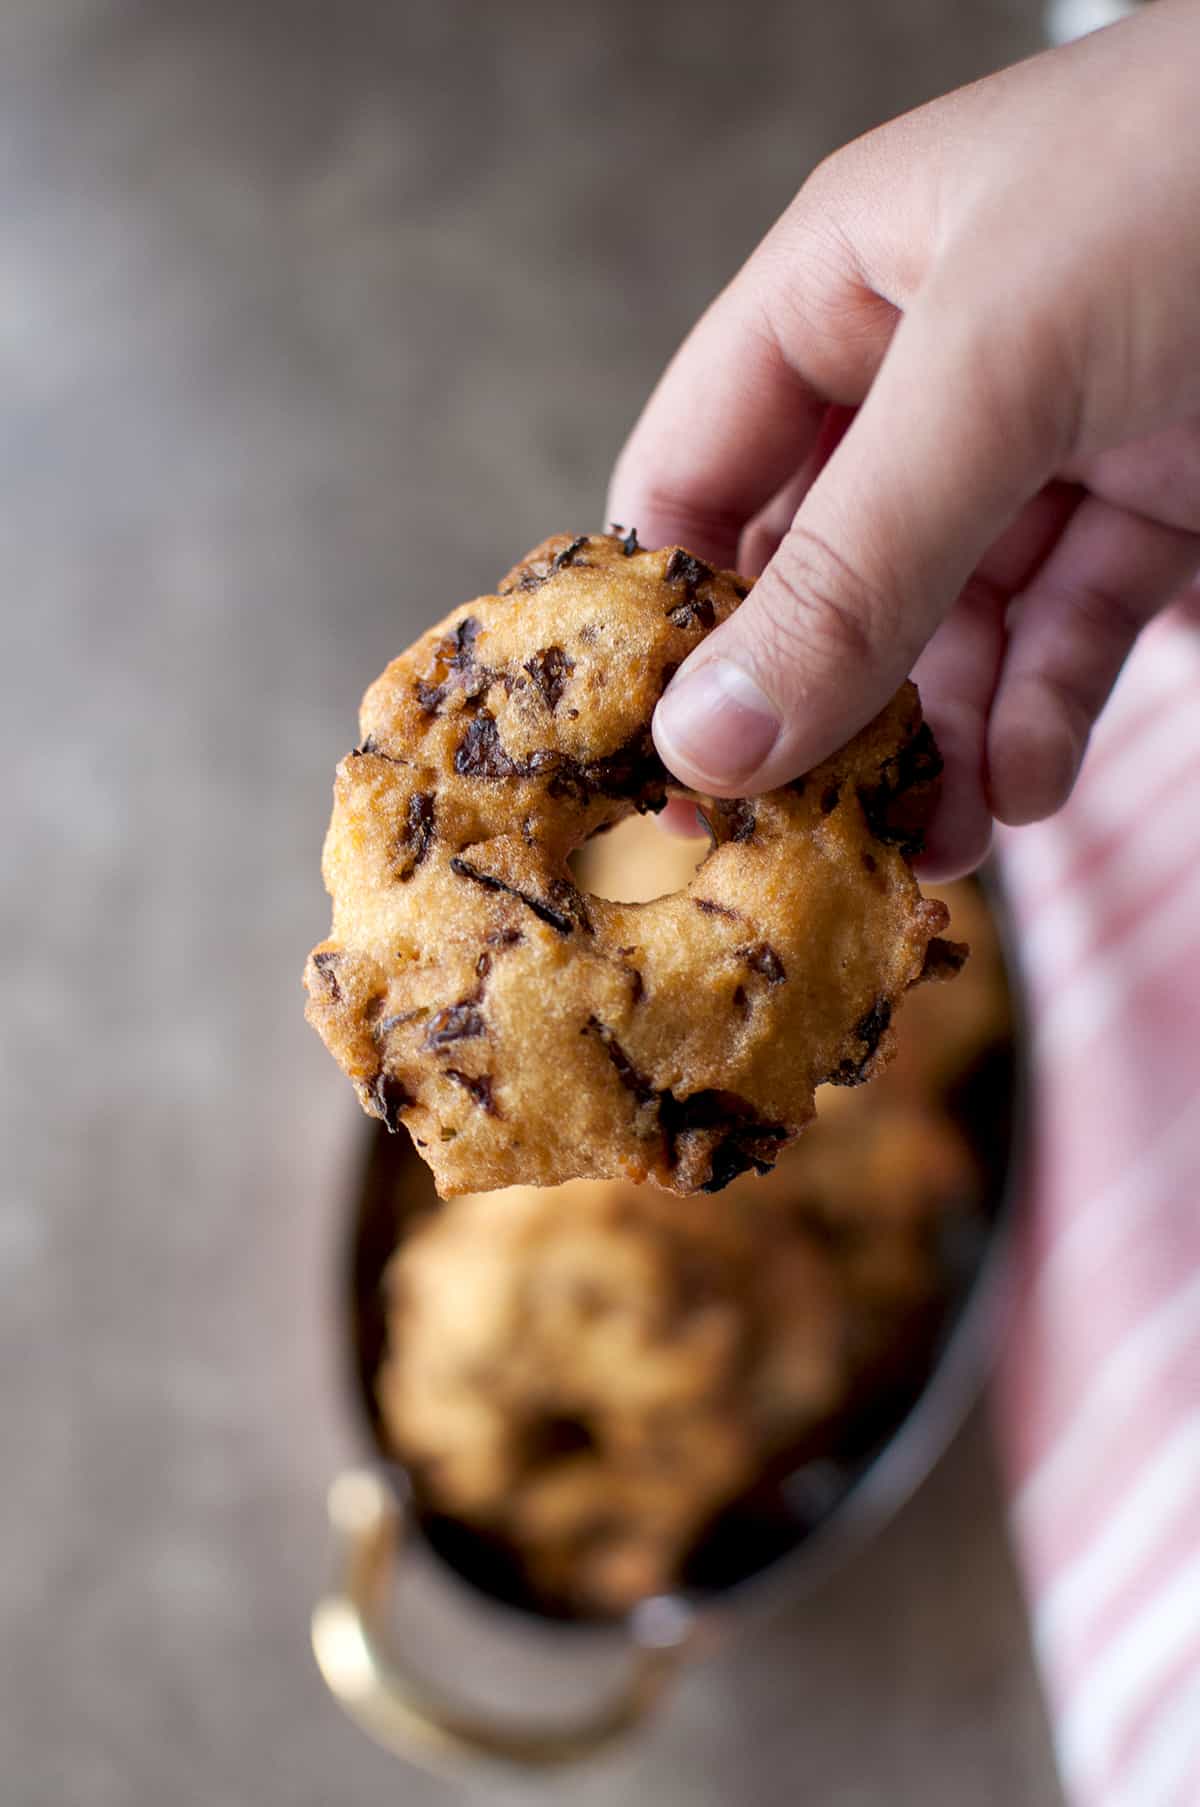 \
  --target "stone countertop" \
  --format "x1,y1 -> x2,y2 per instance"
2,1 -> 1061,1801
